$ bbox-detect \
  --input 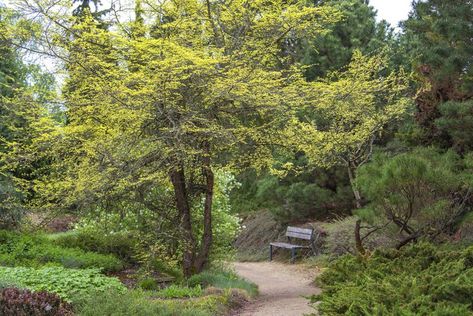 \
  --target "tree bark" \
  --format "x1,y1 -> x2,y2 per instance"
354,219 -> 366,255
347,163 -> 362,209
169,166 -> 196,277
348,162 -> 367,255
396,232 -> 421,250
193,149 -> 214,272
